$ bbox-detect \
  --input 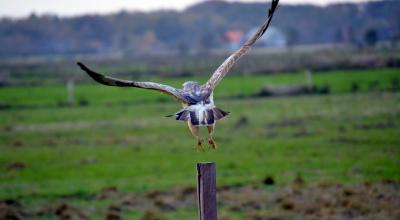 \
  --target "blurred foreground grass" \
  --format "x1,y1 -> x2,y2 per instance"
0,68 -> 399,219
